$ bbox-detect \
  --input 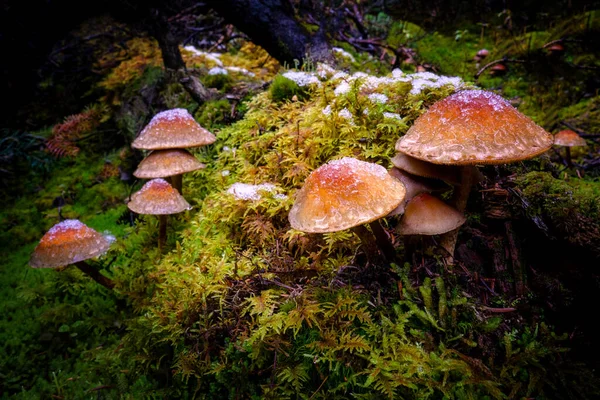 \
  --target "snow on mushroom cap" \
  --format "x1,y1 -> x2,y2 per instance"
289,157 -> 406,233
30,219 -> 112,268
127,178 -> 191,215
132,108 -> 216,150
395,90 -> 553,165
